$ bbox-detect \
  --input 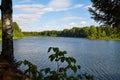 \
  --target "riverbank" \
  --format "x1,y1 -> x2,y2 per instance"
88,37 -> 120,40
0,55 -> 30,80
21,35 -> 120,41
